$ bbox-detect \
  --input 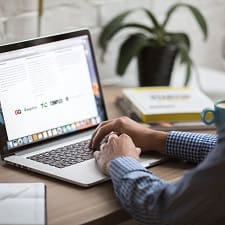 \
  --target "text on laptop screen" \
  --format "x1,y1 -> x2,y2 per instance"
0,32 -> 107,151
